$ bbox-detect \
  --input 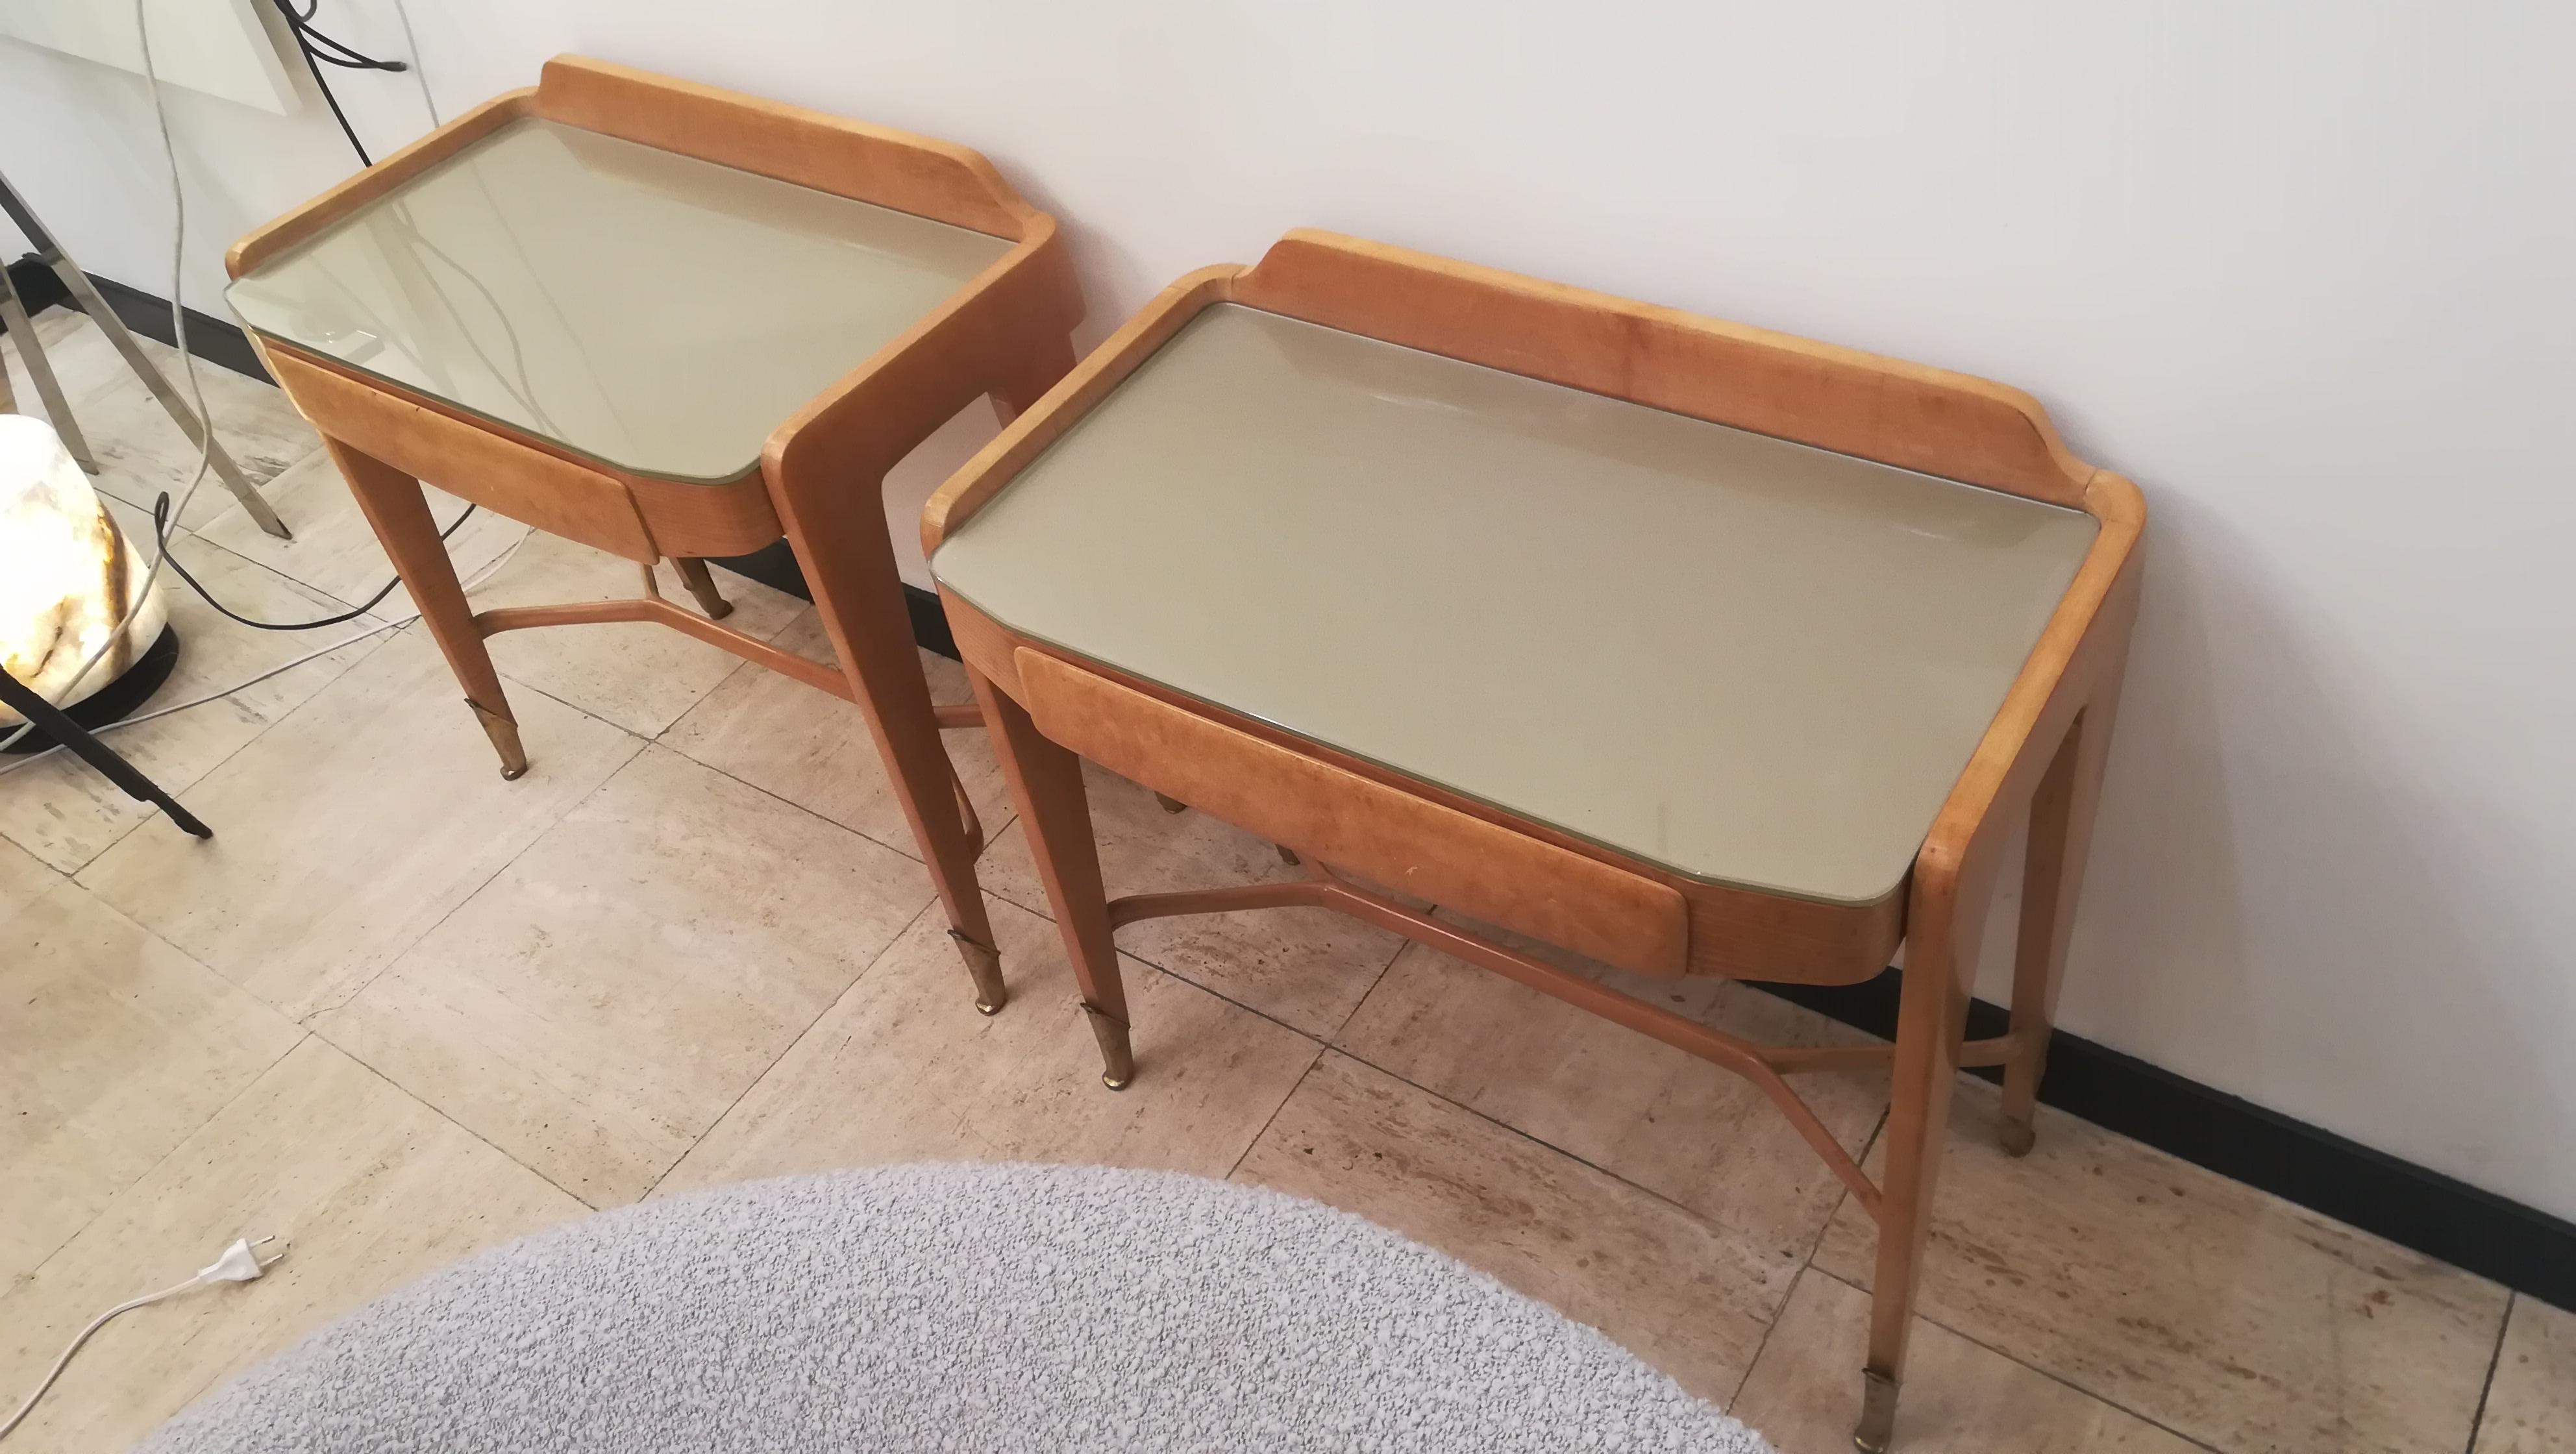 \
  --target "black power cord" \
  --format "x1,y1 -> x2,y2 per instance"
268,0 -> 406,166
151,491 -> 475,631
